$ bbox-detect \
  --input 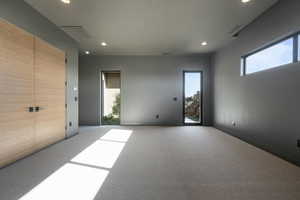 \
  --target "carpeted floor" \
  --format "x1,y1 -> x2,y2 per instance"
0,126 -> 300,200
